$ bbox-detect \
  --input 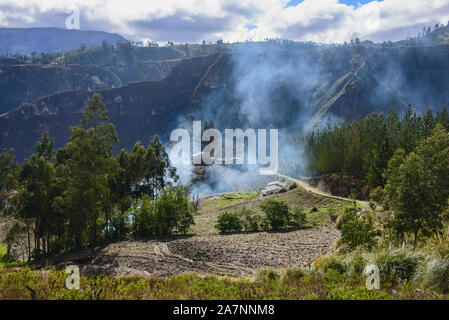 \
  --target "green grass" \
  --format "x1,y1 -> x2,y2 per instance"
211,192 -> 259,208
306,207 -> 340,227
0,244 -> 26,268
1,265 -> 445,300
194,187 -> 346,234
0,244 -> 11,268
0,244 -> 6,266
